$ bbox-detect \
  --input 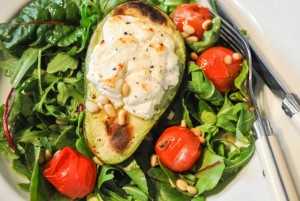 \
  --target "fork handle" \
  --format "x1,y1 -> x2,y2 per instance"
254,119 -> 298,201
